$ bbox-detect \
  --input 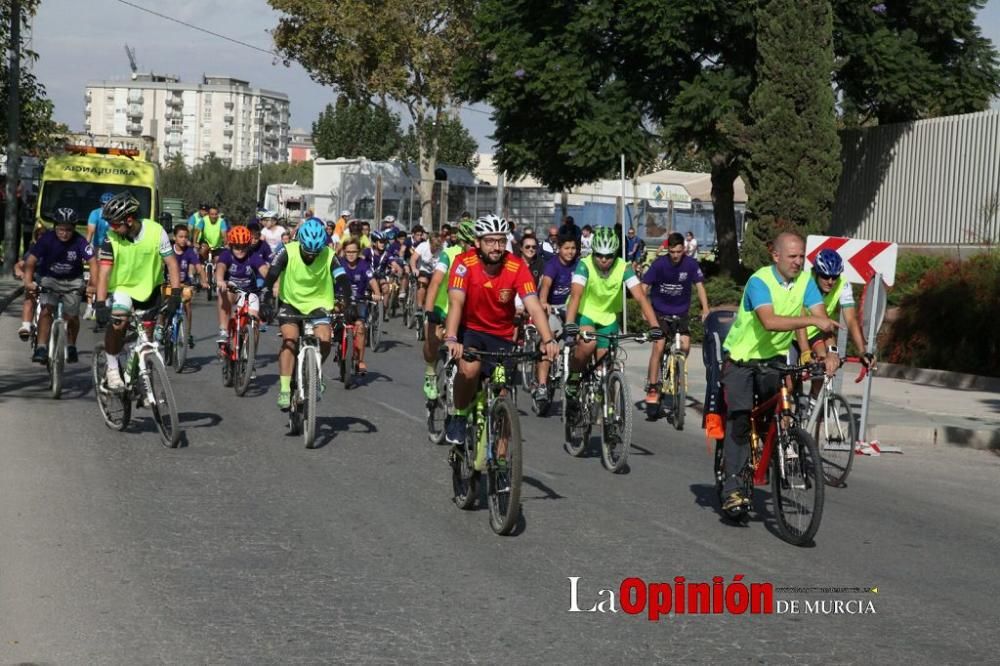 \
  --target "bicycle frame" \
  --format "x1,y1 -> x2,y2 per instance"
224,288 -> 256,362
747,367 -> 806,486
295,322 -> 323,405
127,314 -> 167,404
